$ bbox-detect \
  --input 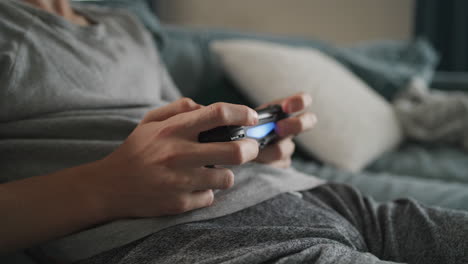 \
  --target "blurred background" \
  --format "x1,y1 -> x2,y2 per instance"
154,0 -> 468,72
155,0 -> 413,45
